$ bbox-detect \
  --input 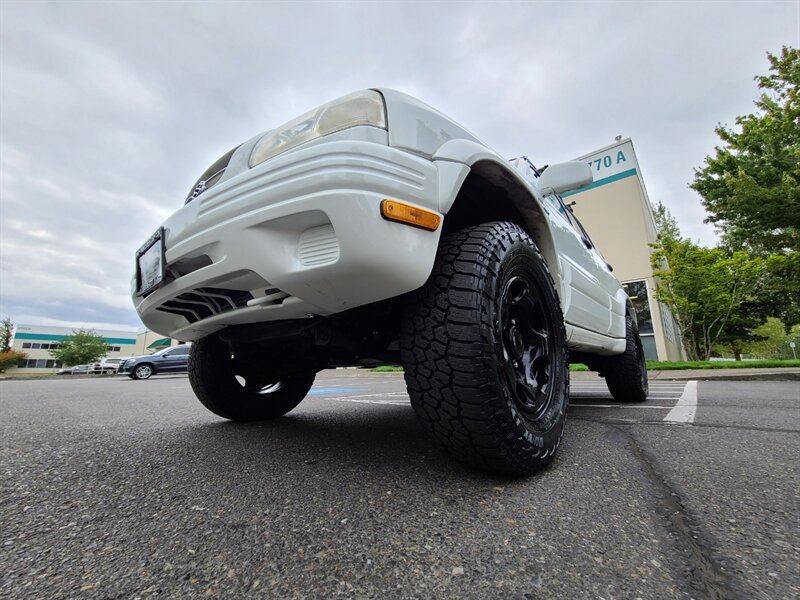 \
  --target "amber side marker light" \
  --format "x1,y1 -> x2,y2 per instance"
380,199 -> 441,231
